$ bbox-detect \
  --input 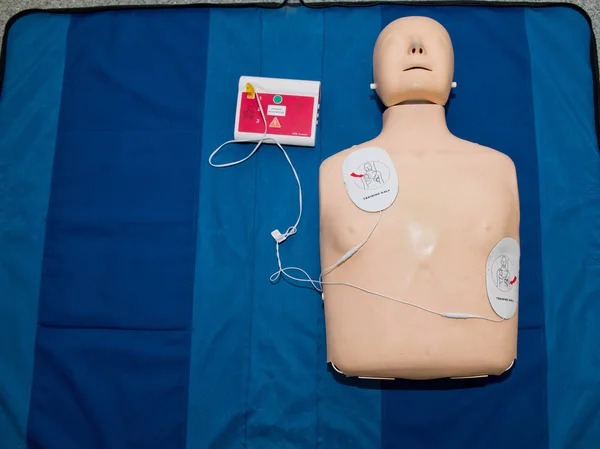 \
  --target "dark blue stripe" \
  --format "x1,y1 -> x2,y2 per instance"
28,327 -> 191,449
27,9 -> 208,449
380,5 -> 547,449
